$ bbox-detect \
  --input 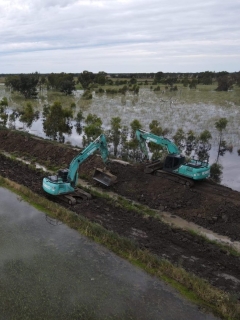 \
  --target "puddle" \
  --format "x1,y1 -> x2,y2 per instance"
0,187 -> 219,320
